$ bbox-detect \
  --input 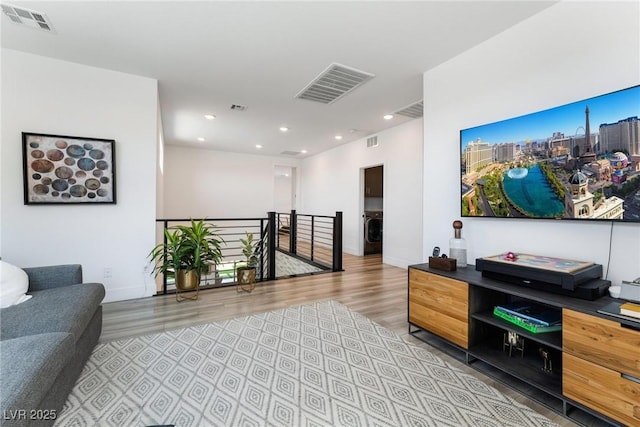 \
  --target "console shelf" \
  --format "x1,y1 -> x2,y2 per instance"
468,341 -> 562,398
408,264 -> 636,427
471,310 -> 562,350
